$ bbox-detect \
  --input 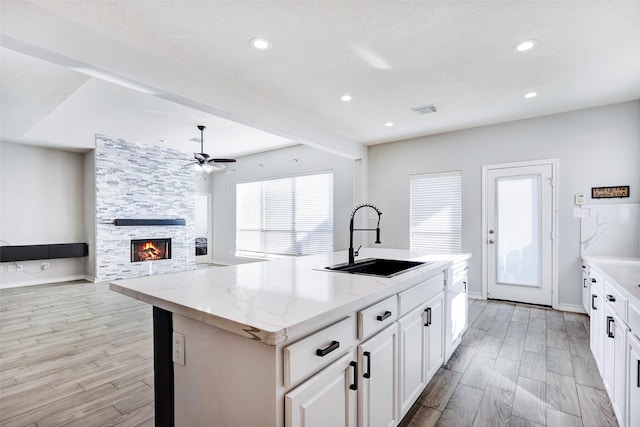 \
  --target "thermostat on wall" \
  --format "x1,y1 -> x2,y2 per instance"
574,193 -> 586,205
